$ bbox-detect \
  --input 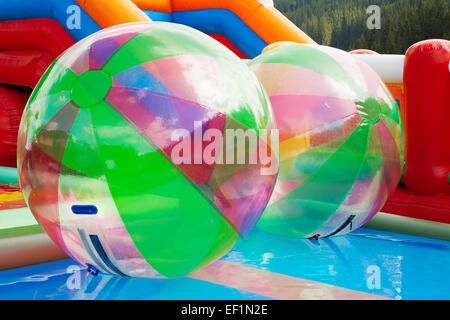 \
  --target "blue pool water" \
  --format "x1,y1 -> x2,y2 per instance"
0,228 -> 449,300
